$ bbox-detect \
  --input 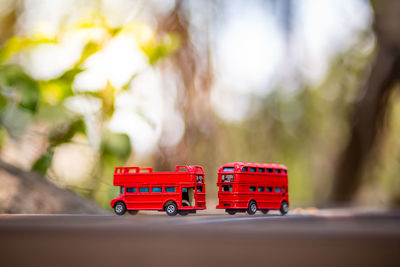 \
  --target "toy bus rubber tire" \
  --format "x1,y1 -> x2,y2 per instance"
261,209 -> 269,214
227,210 -> 236,215
247,201 -> 257,215
128,210 -> 138,215
280,201 -> 289,215
165,202 -> 178,216
114,202 -> 126,215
